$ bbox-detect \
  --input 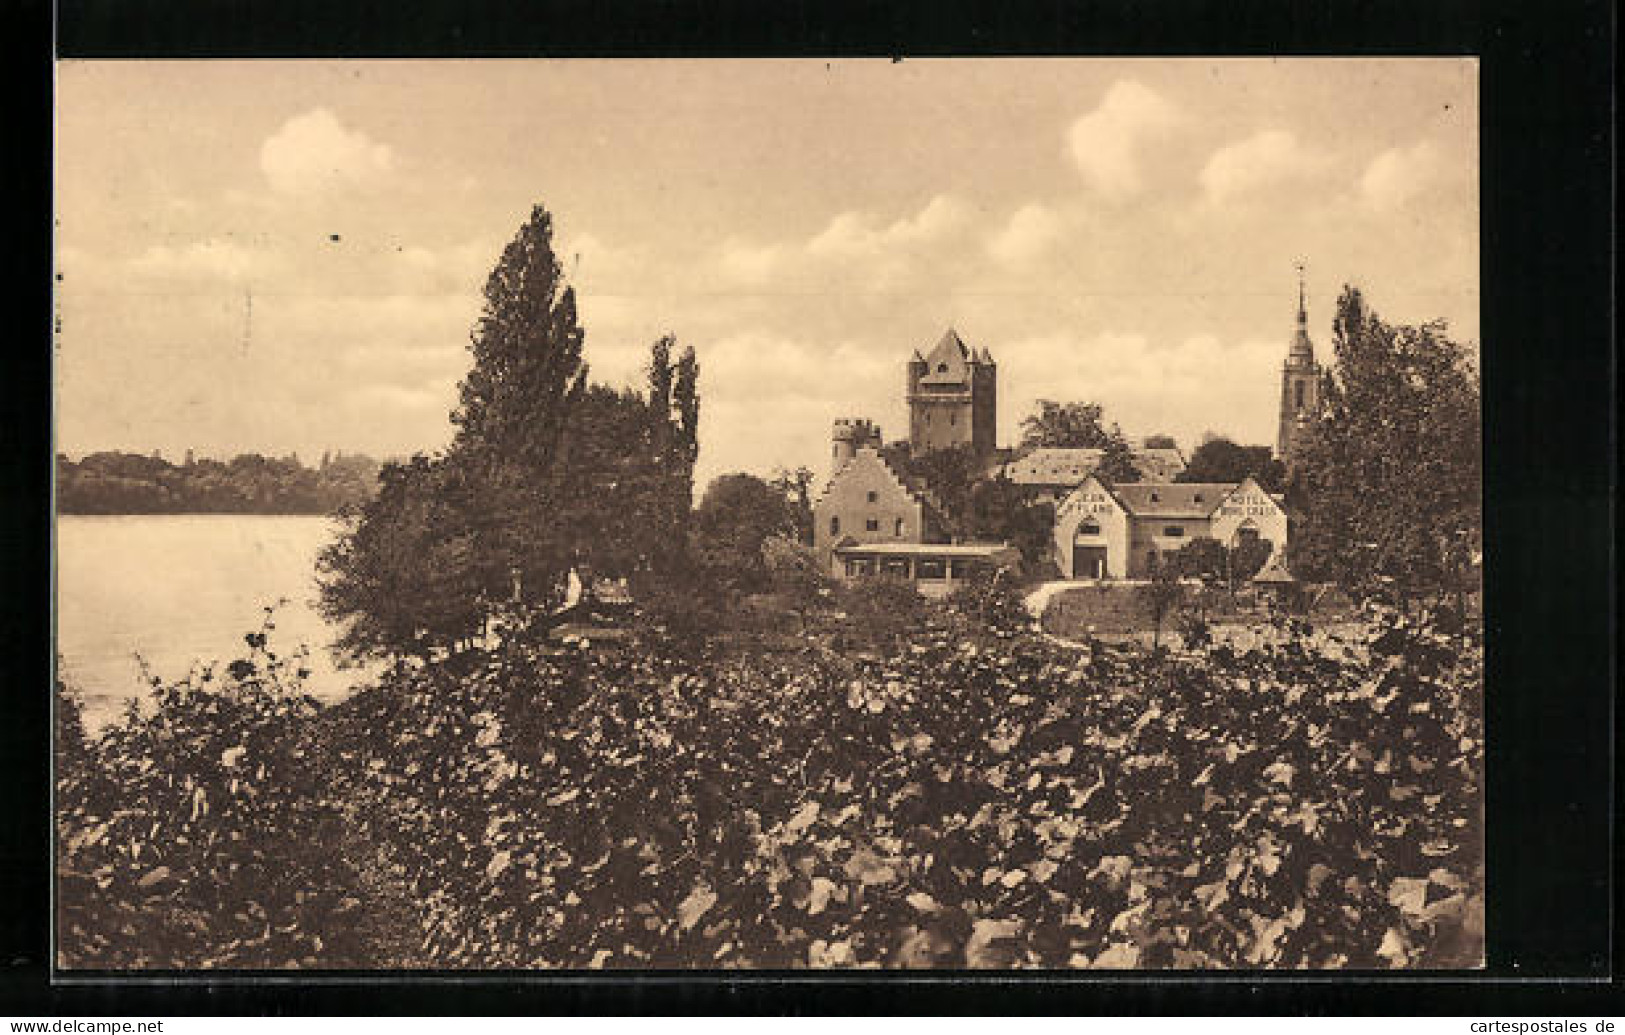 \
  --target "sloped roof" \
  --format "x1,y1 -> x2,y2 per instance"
1133,447 -> 1188,481
1110,482 -> 1238,519
1001,447 -> 1108,484
919,328 -> 974,385
1252,557 -> 1296,584
998,446 -> 1189,486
